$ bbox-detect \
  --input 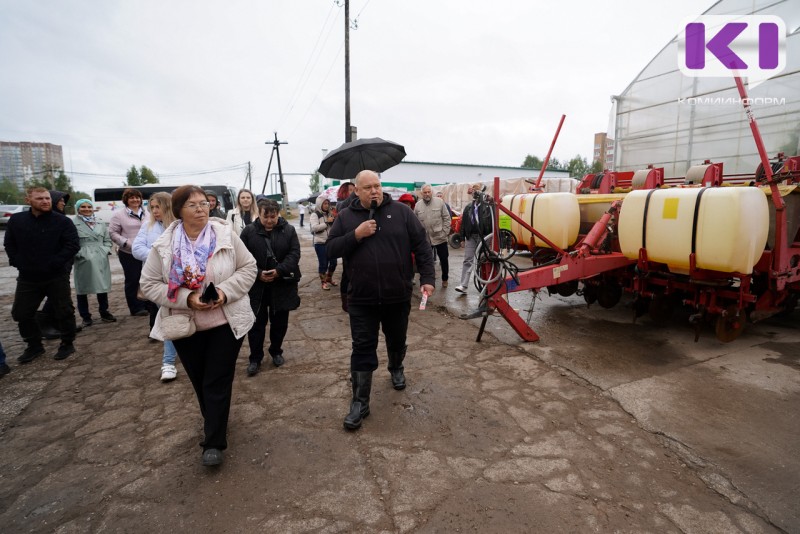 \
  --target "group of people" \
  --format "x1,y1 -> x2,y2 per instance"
1,175 -> 487,468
